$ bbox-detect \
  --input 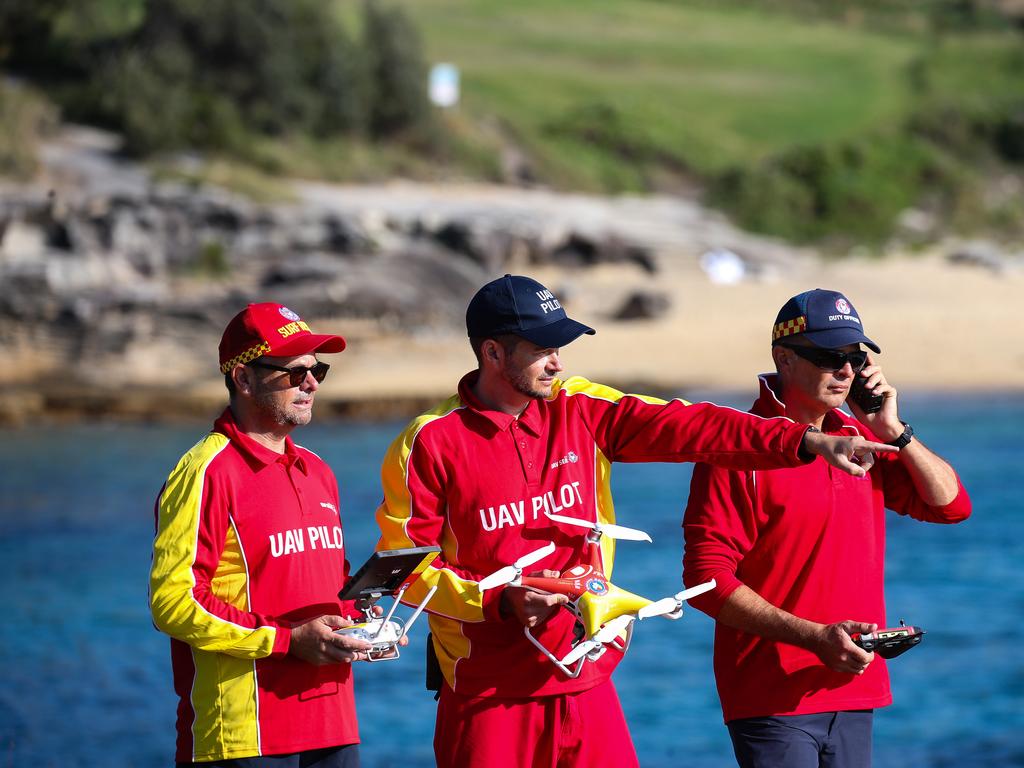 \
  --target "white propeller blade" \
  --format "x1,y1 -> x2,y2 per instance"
478,566 -> 518,592
638,597 -> 680,620
676,579 -> 716,602
545,513 -> 652,542
637,579 -> 717,620
560,639 -> 600,666
561,614 -> 633,666
478,542 -> 556,591
593,614 -> 634,644
515,541 -> 557,570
